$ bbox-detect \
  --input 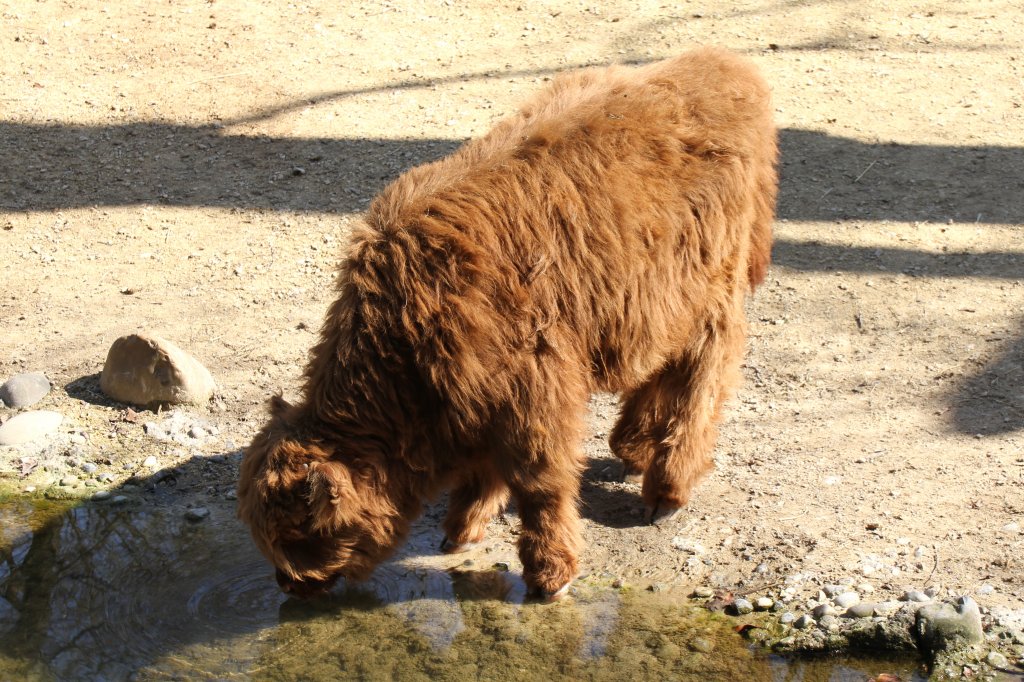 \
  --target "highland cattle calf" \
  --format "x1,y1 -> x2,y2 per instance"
237,48 -> 778,600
